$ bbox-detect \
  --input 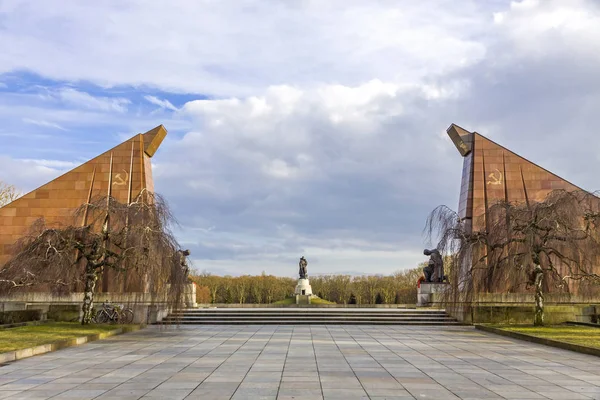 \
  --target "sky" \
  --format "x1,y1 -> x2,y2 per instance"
1,0 -> 600,277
